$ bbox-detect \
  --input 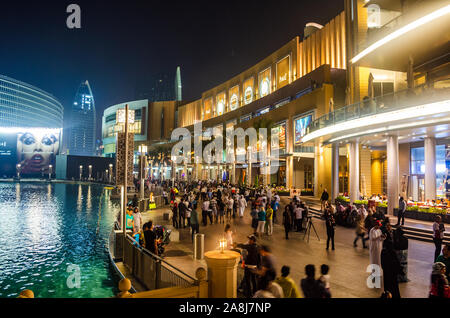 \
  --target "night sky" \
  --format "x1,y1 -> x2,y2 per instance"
0,0 -> 343,137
